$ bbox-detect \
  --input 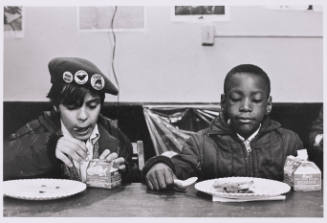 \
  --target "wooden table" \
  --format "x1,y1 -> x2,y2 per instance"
3,183 -> 323,217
